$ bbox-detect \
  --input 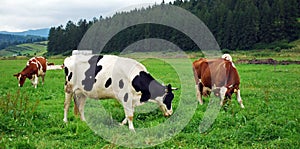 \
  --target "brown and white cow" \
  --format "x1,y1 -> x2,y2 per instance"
47,63 -> 64,70
14,56 -> 47,88
192,54 -> 244,108
63,54 -> 175,131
